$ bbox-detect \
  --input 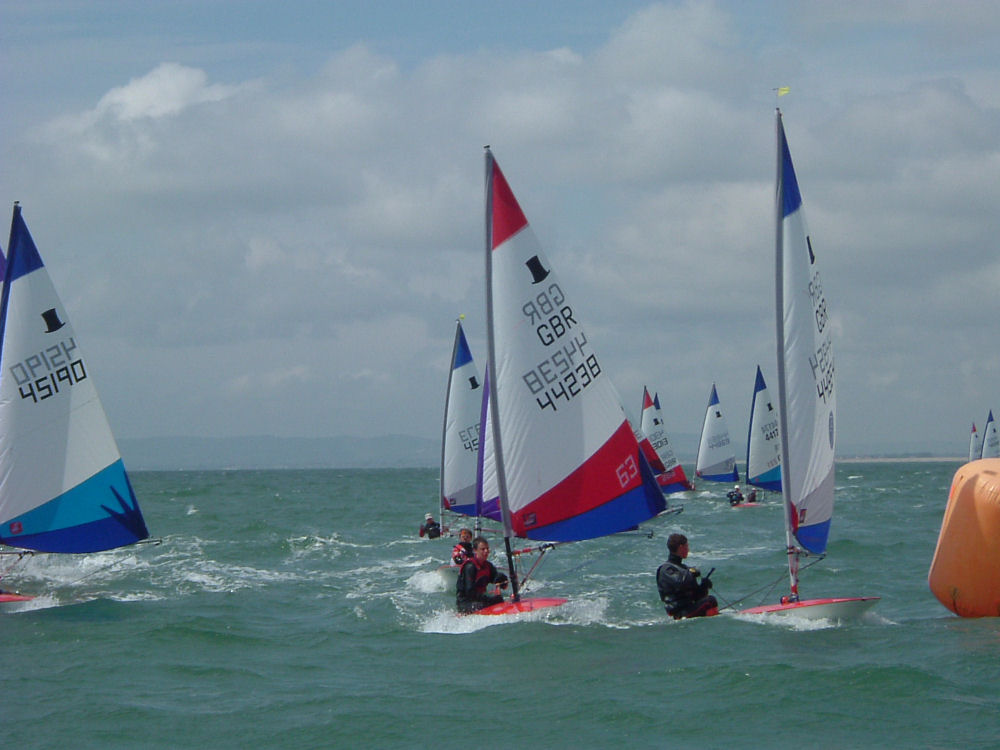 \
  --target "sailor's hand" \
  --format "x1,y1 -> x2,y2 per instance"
688,568 -> 699,577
